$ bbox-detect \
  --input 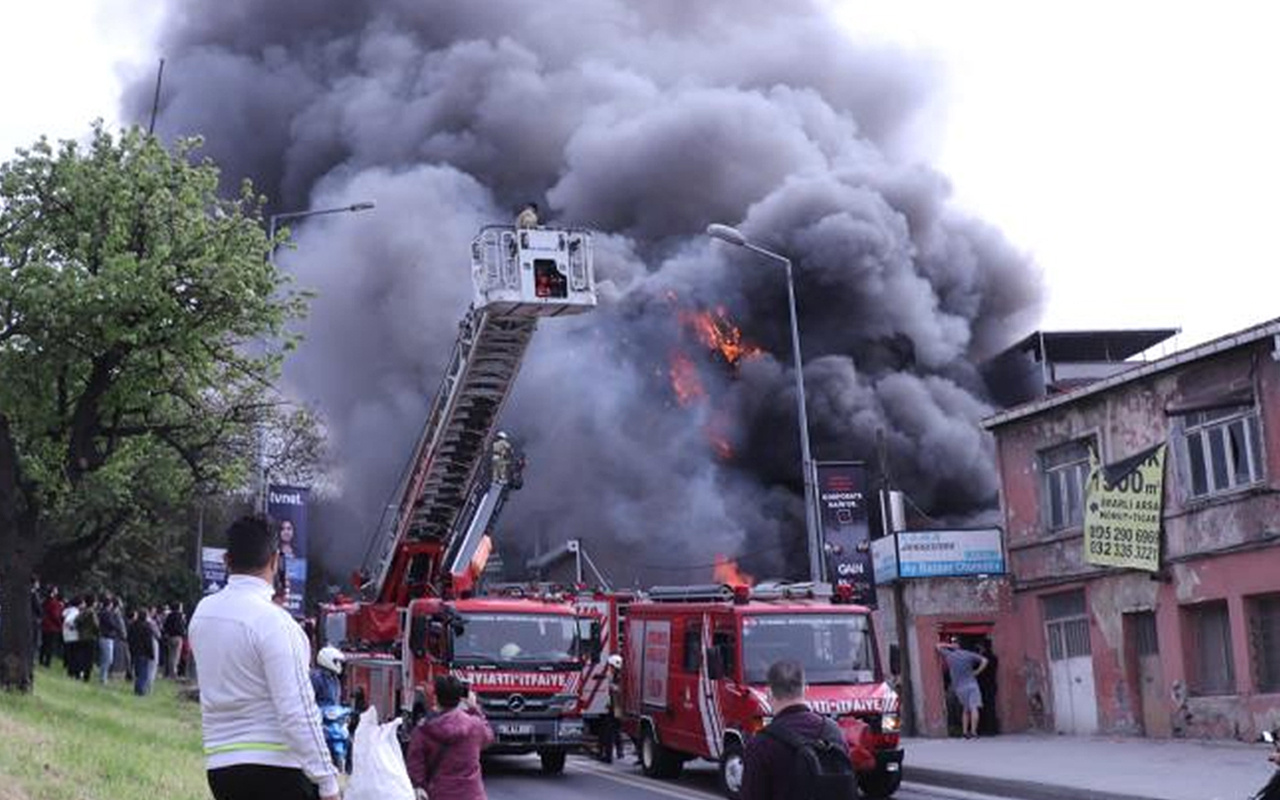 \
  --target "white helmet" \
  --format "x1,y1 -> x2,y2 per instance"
317,646 -> 345,675
496,431 -> 509,440
608,654 -> 623,670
